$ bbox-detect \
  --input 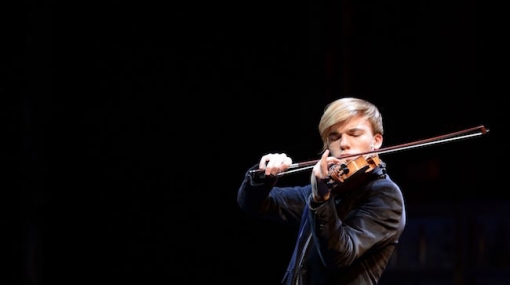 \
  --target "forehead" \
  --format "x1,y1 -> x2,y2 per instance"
330,115 -> 372,133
